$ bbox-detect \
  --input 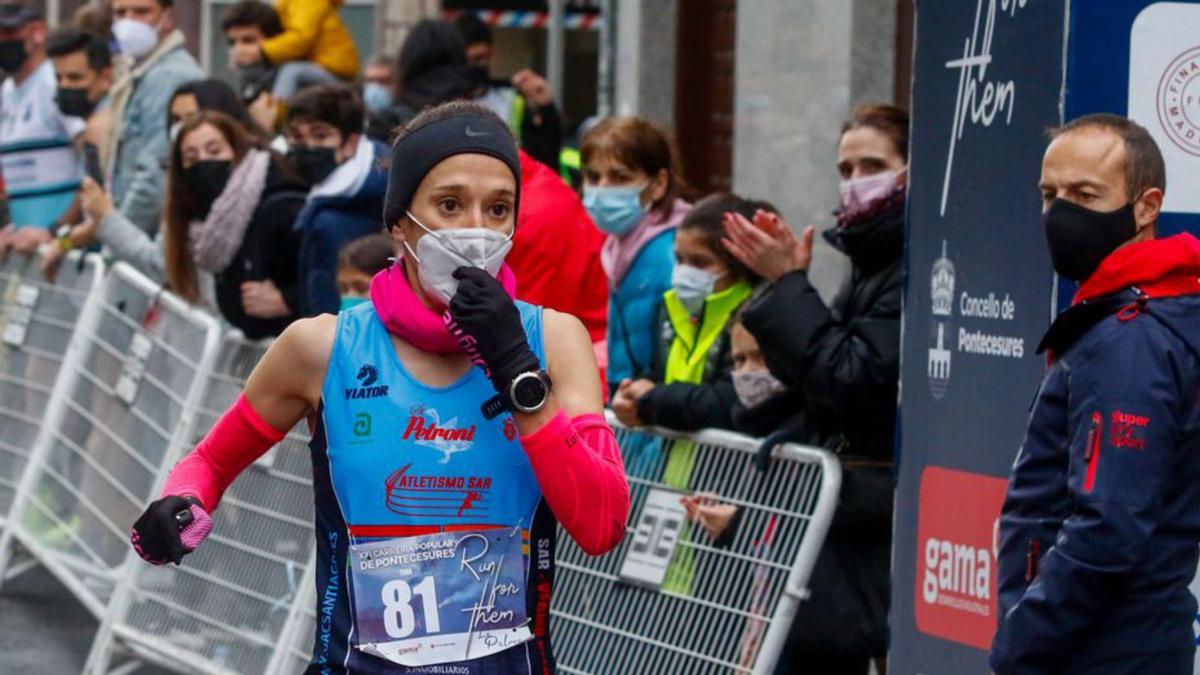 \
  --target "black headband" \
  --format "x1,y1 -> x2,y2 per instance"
382,113 -> 521,229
